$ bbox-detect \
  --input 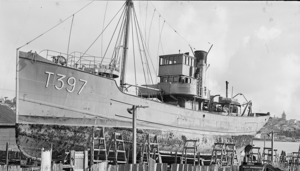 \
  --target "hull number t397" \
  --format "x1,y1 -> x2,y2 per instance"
45,71 -> 87,95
